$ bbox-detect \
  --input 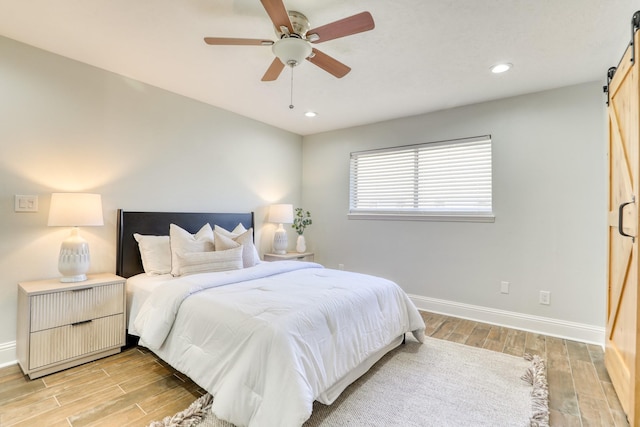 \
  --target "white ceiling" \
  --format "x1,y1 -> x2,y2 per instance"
0,0 -> 638,135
